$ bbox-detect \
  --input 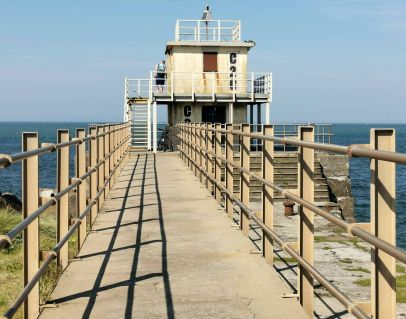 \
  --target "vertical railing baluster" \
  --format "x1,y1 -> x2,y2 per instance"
225,123 -> 234,219
199,123 -> 205,183
109,125 -> 114,185
298,126 -> 314,317
179,123 -> 183,161
370,129 -> 396,319
240,124 -> 250,235
76,129 -> 86,249
215,123 -> 222,205
104,125 -> 110,194
207,124 -> 213,194
194,123 -> 198,176
97,126 -> 105,209
190,123 -> 194,172
187,123 -> 191,168
262,125 -> 274,264
22,132 -> 39,319
196,123 -> 201,180
113,125 -> 118,181
89,127 -> 98,225
57,130 -> 70,269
